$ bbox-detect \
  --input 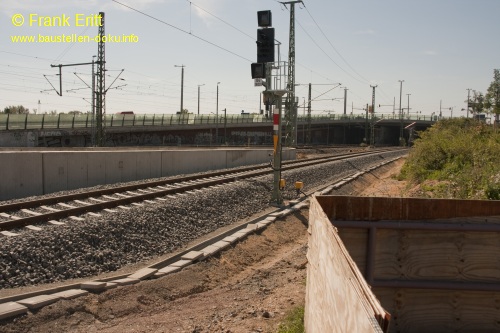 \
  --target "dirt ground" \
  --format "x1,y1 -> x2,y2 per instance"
0,159 -> 408,333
